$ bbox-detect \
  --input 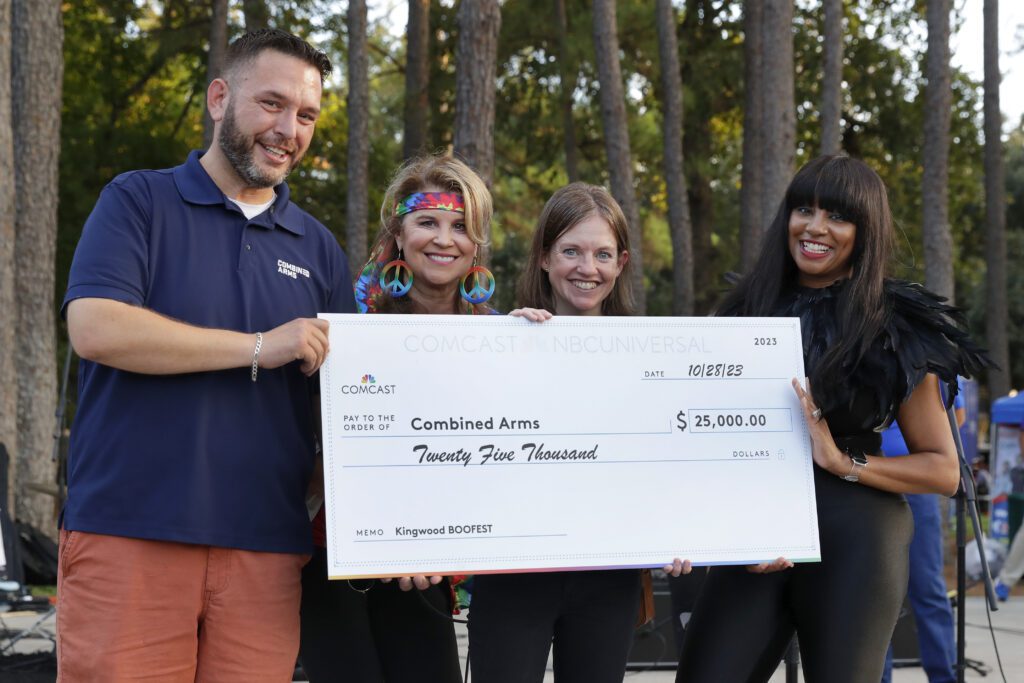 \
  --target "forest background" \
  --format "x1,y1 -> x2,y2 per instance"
1,0 -> 1022,533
